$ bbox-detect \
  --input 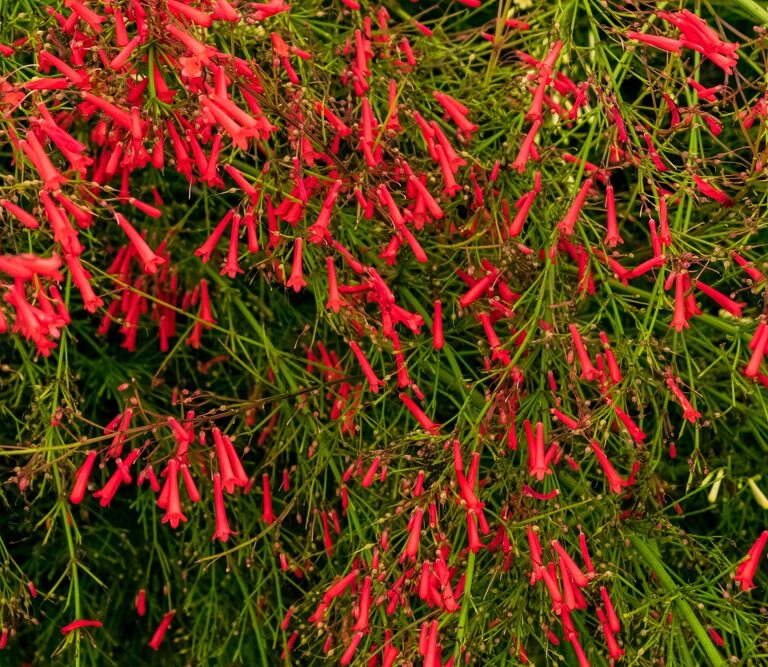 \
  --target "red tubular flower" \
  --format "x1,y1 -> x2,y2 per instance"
453,440 -> 481,511
400,507 -> 424,563
38,49 -> 87,84
692,174 -> 733,207
400,393 -> 439,434
212,473 -> 235,542
179,464 -> 200,502
110,35 -> 142,69
167,0 -> 212,26
0,199 -> 40,229
280,606 -> 294,632
223,164 -> 259,200
382,630 -> 399,667
665,372 -> 701,422
551,540 -> 589,587
643,132 -> 667,171
432,300 -> 444,350
340,632 -> 363,666
64,253 -> 103,313
551,408 -> 579,431
114,214 -> 165,274
466,512 -> 484,553
82,92 -> 132,129
352,576 -> 372,631
325,257 -> 341,312
315,102 -> 352,137
404,167 -> 443,220
579,533 -> 596,575
600,586 -> 620,632
167,24 -> 215,63
361,456 -> 380,488
0,253 -> 63,281
569,324 -> 600,381
610,401 -> 646,443
433,91 -> 478,136
558,177 -> 594,235
308,180 -> 342,243
215,428 -> 248,493
61,619 -> 103,635
659,10 -> 739,74
160,459 -> 187,529
349,341 -> 384,393
459,274 -> 493,308
509,188 -> 536,237
220,213 -> 243,278
731,251 -> 766,284
670,273 -> 690,332
148,611 -> 175,651
261,473 -> 276,524
55,194 -> 92,228
610,105 -> 628,142
286,237 -> 307,292
734,530 -> 768,591
625,31 -> 683,53
323,568 -> 358,602
22,133 -> 67,191
589,441 -> 628,494
604,184 -> 622,246
65,0 -> 105,32
540,564 -> 563,609
511,120 -> 541,173
69,450 -> 98,504
746,324 -> 768,378
696,281 -> 744,318
597,608 -> 625,661
526,526 -> 544,582
626,255 -> 666,280
434,143 -> 462,197
526,420 -> 553,481
136,589 -> 147,617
